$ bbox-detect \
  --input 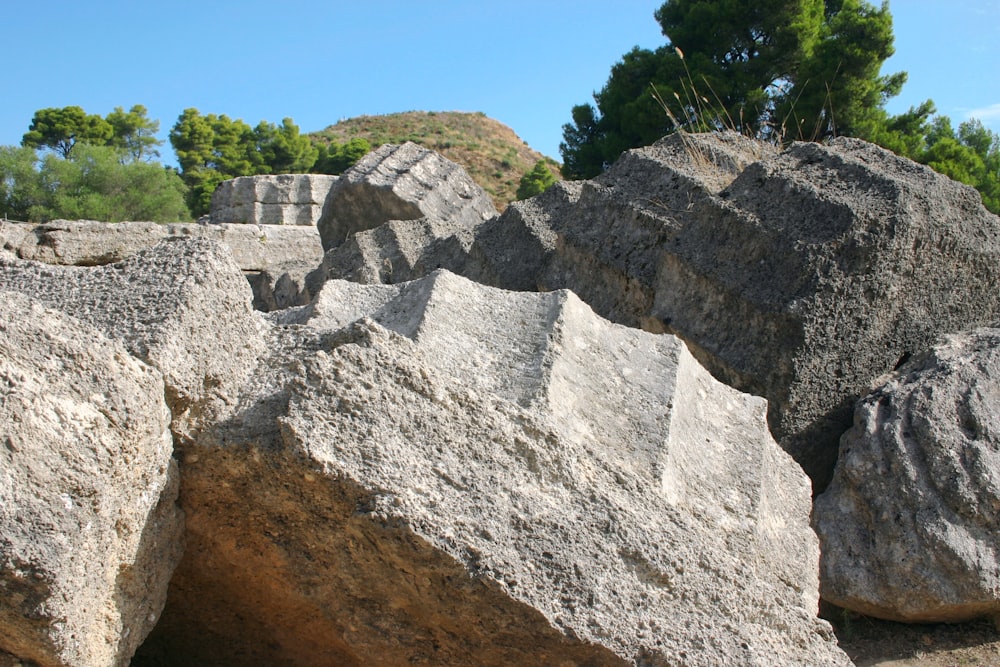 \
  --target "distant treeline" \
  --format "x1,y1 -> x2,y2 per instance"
1,105 -> 371,221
